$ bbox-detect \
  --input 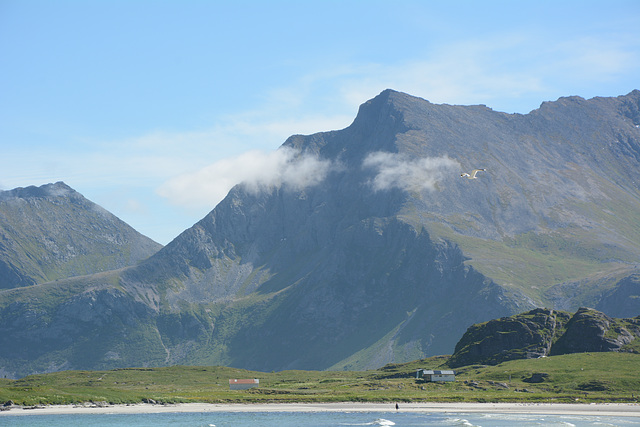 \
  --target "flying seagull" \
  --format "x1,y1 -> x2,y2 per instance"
460,168 -> 486,179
